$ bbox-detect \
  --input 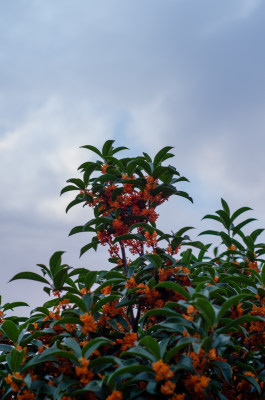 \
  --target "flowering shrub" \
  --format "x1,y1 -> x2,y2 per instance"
1,140 -> 265,399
